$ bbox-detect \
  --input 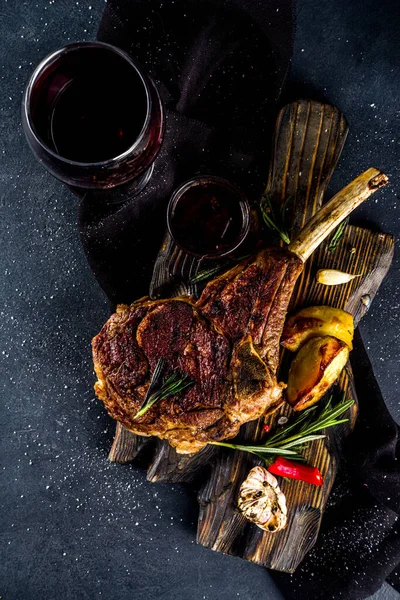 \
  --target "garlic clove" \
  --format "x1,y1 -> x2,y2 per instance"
238,466 -> 287,533
316,269 -> 361,286
361,294 -> 371,309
